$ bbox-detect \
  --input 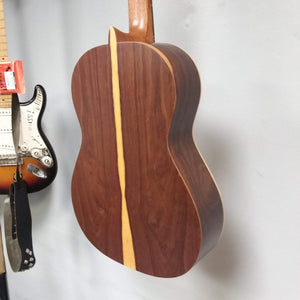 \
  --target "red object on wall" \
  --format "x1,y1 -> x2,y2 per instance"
0,60 -> 25,94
